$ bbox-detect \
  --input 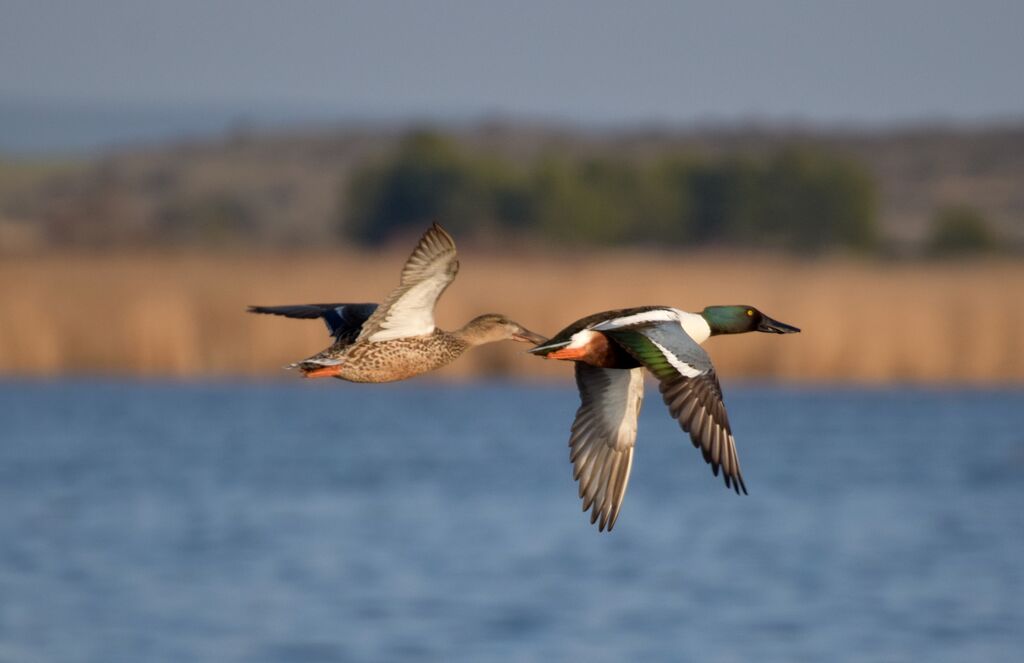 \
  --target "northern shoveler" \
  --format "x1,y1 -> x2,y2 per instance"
249,223 -> 546,382
529,305 -> 799,531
